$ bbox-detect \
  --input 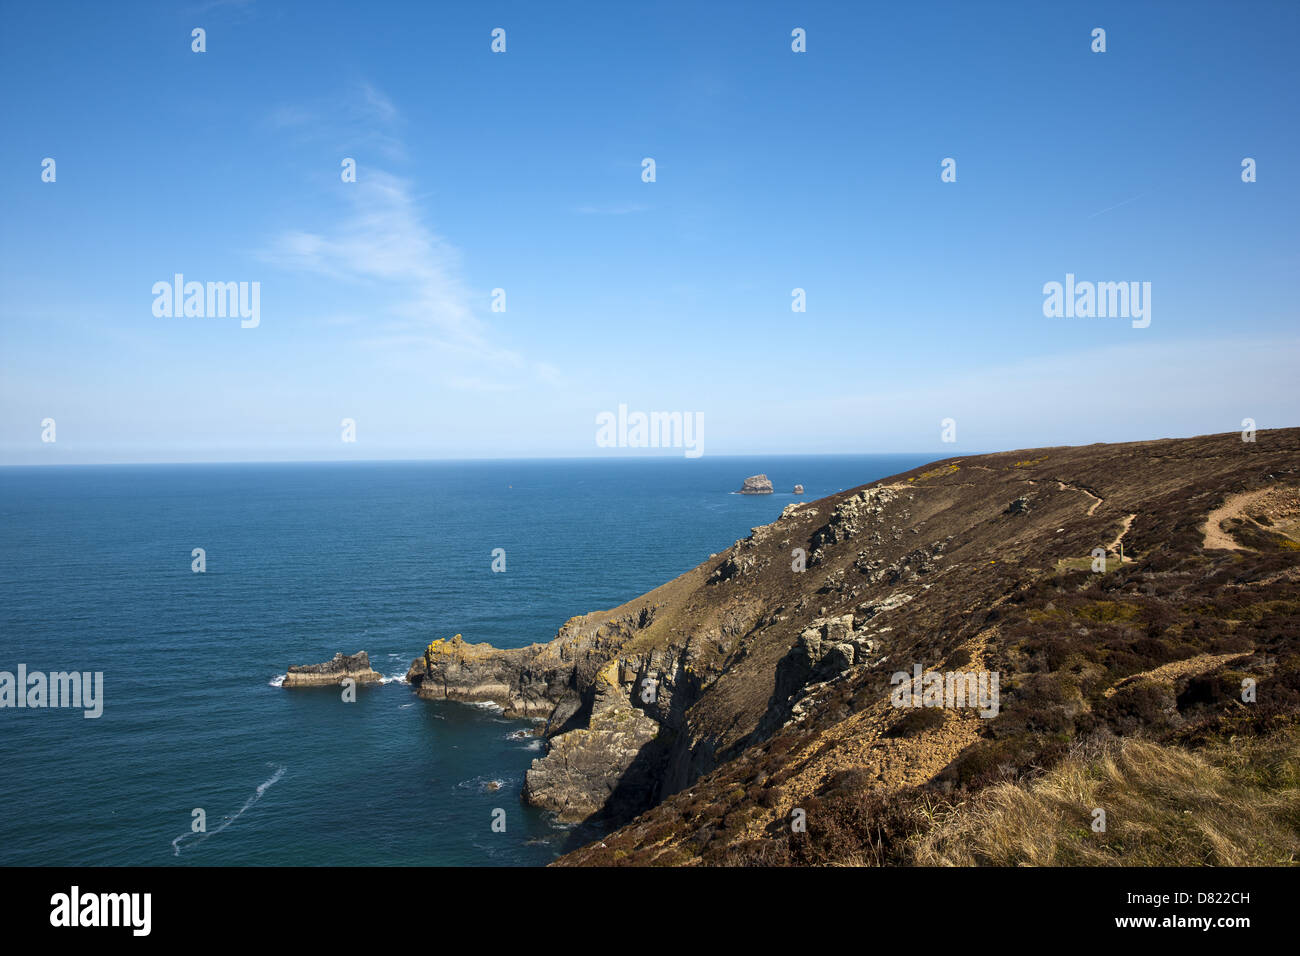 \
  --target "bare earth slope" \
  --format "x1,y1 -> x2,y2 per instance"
406,429 -> 1300,864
